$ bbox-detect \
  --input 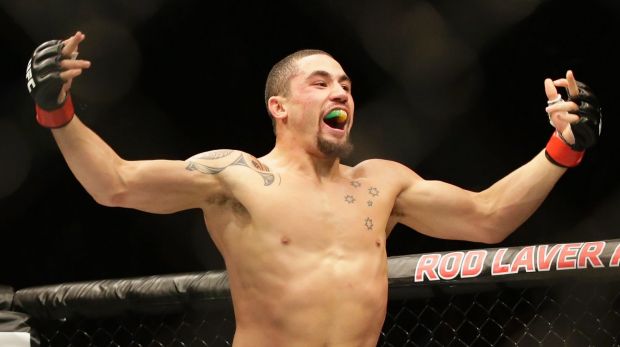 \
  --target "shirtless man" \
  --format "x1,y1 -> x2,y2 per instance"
26,32 -> 601,347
